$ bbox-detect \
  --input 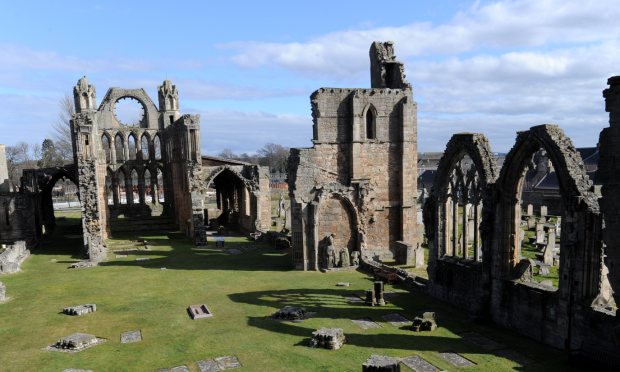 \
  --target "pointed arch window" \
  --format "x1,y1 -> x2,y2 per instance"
101,134 -> 111,163
128,134 -> 137,160
154,134 -> 162,160
366,107 -> 375,139
141,134 -> 149,160
115,134 -> 124,162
